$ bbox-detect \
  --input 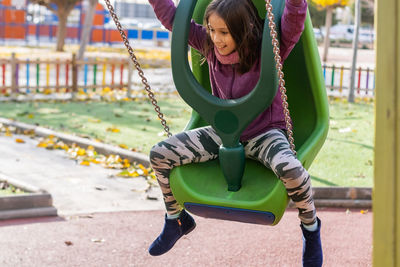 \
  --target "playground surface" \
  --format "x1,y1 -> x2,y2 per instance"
0,131 -> 372,266
0,209 -> 371,266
